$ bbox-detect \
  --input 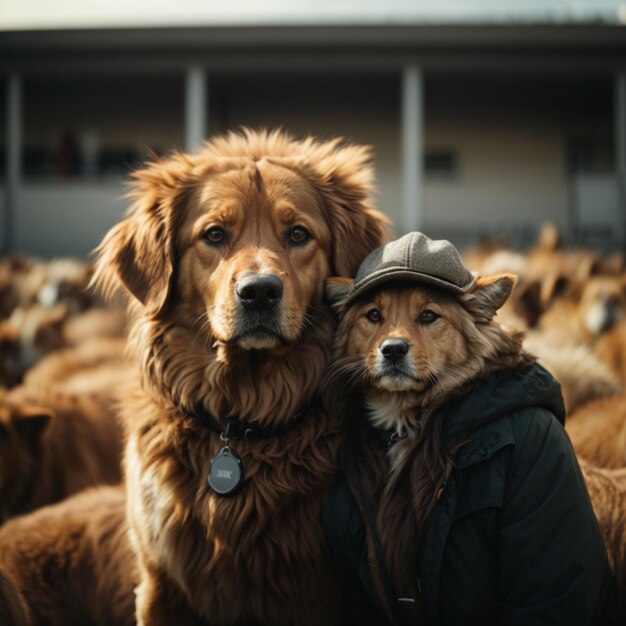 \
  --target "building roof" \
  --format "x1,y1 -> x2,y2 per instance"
1,0 -> 625,31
